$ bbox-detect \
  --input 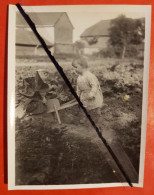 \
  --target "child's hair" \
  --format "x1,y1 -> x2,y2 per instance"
72,55 -> 89,68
